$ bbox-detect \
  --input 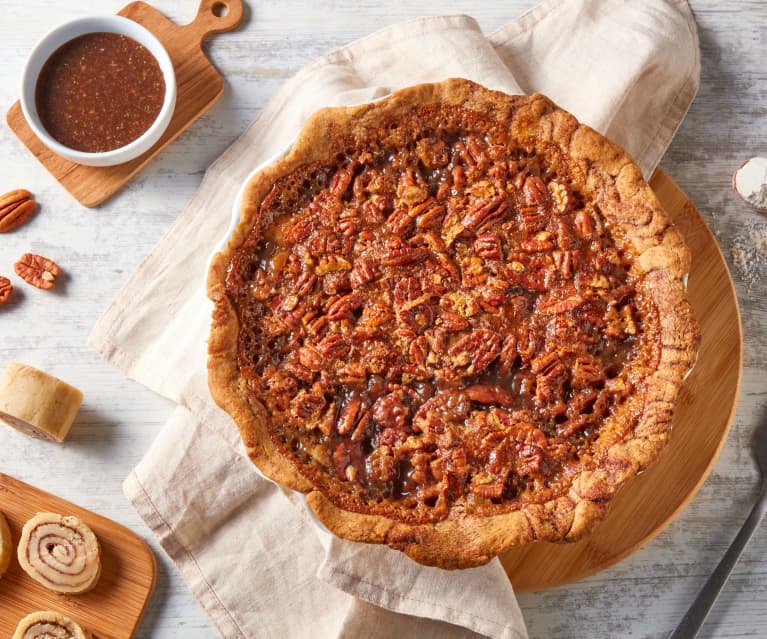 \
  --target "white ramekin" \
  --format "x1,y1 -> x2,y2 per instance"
20,16 -> 177,167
